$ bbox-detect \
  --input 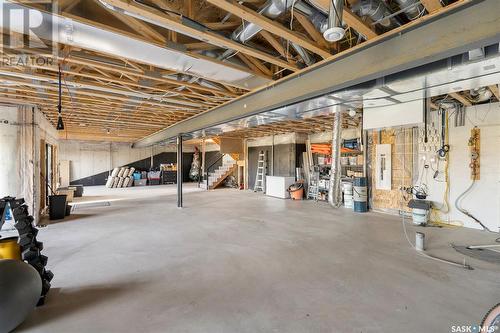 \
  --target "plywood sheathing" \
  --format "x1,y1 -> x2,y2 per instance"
370,128 -> 413,212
